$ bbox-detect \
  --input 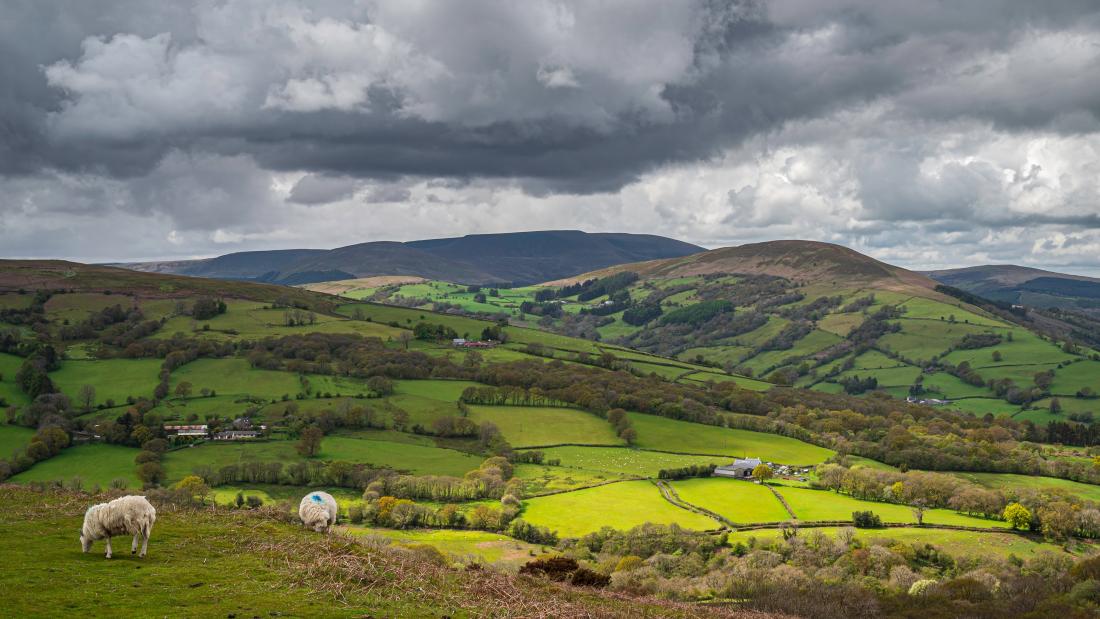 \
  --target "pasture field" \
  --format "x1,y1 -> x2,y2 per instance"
151,395 -> 265,423
51,358 -> 162,407
722,527 -> 1069,560
946,398 -> 1021,417
920,372 -> 993,399
10,443 -> 139,488
1051,360 -> 1100,395
773,486 -> 1008,527
942,330 -> 1075,368
0,293 -> 32,309
728,316 -> 790,348
846,456 -> 898,471
627,361 -> 690,380
345,527 -> 547,566
677,345 -> 753,368
0,486 -> 501,617
169,358 -> 302,399
678,370 -> 774,392
0,352 -> 30,406
154,300 -> 403,342
817,312 -> 864,337
210,484 -> 362,507
626,413 -> 835,464
318,437 -> 484,476
162,441 -> 300,481
878,323 -> 987,362
0,424 -> 35,458
849,350 -> 902,369
895,296 -> 1004,327
520,480 -> 718,537
833,364 -> 922,388
43,292 -> 128,323
467,405 -> 622,448
523,446 -> 724,477
956,472 -> 1100,503
671,478 -> 791,523
512,463 -> 620,495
